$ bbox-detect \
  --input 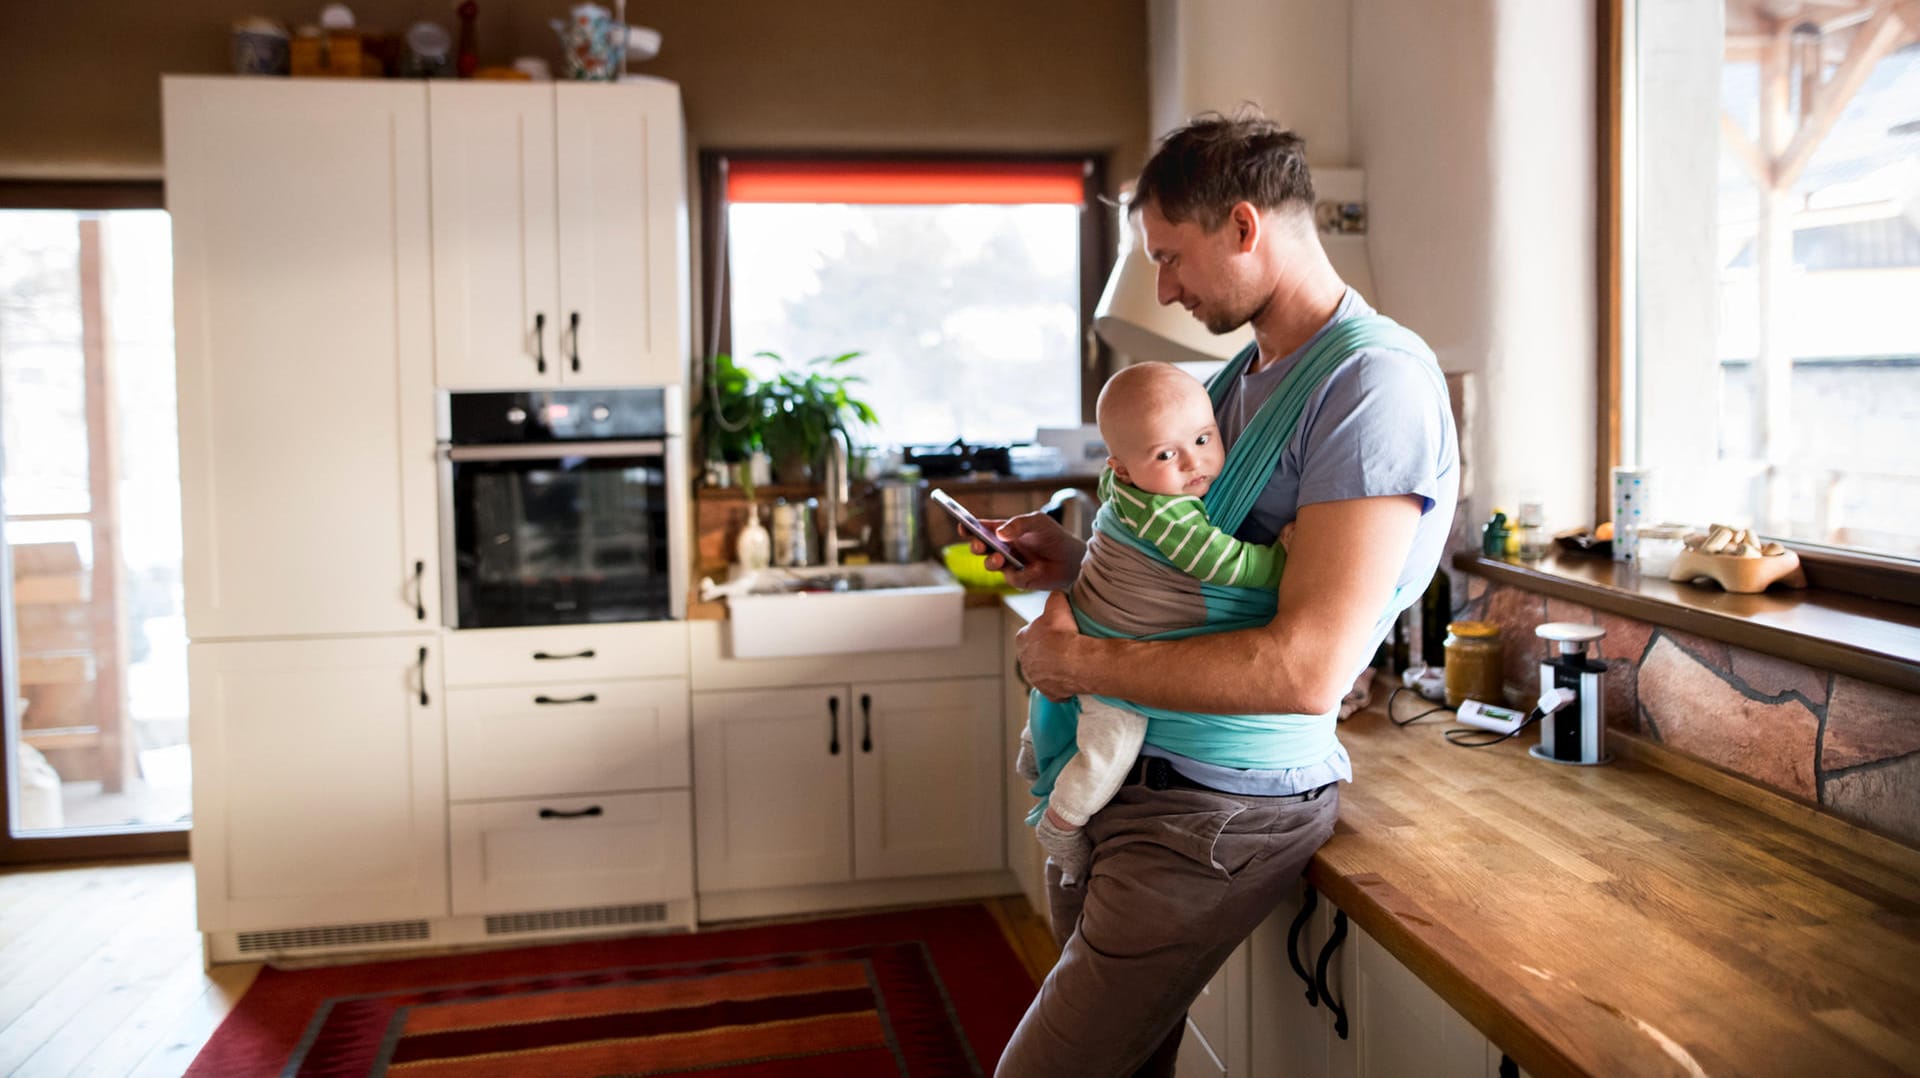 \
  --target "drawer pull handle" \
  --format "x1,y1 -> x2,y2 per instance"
532,649 -> 596,661
1287,885 -> 1320,1006
569,311 -> 582,373
828,696 -> 841,755
1315,909 -> 1350,1040
534,693 -> 598,705
859,693 -> 873,753
538,805 -> 603,820
534,312 -> 547,374
412,559 -> 426,620
415,646 -> 430,707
